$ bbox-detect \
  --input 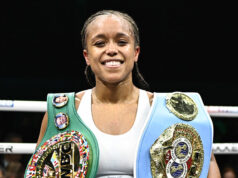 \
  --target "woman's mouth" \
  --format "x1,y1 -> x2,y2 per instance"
102,60 -> 124,67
